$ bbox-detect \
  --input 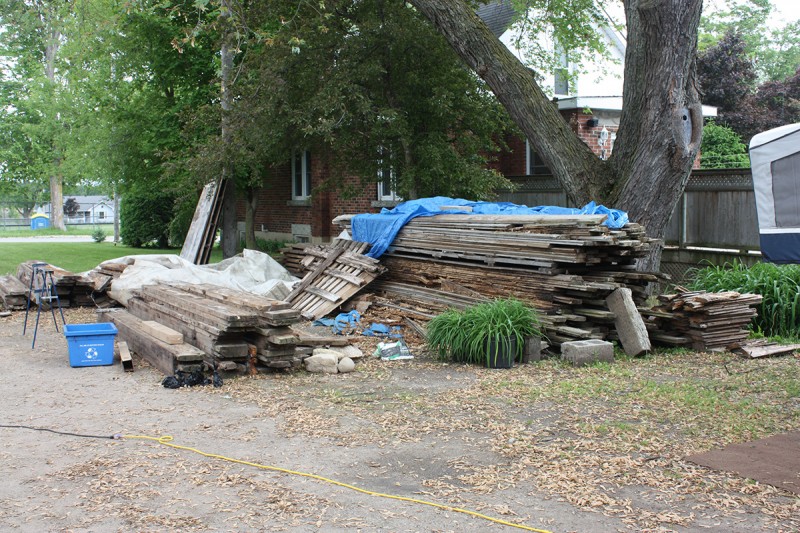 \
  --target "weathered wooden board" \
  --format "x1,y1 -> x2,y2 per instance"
99,310 -> 204,376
